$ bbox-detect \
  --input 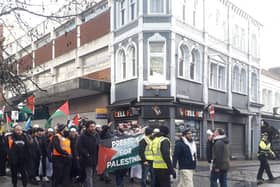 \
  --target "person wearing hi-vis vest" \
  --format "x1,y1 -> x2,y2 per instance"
256,132 -> 275,182
152,125 -> 176,187
52,124 -> 72,187
139,127 -> 155,187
